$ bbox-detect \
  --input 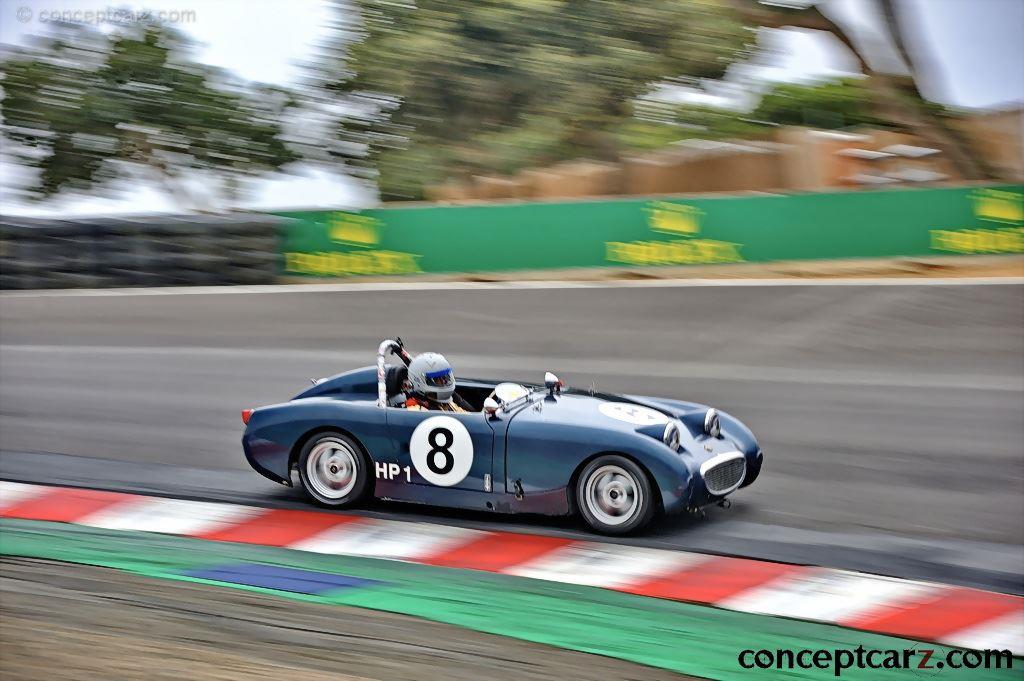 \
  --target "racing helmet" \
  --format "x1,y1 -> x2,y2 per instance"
407,352 -> 456,403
